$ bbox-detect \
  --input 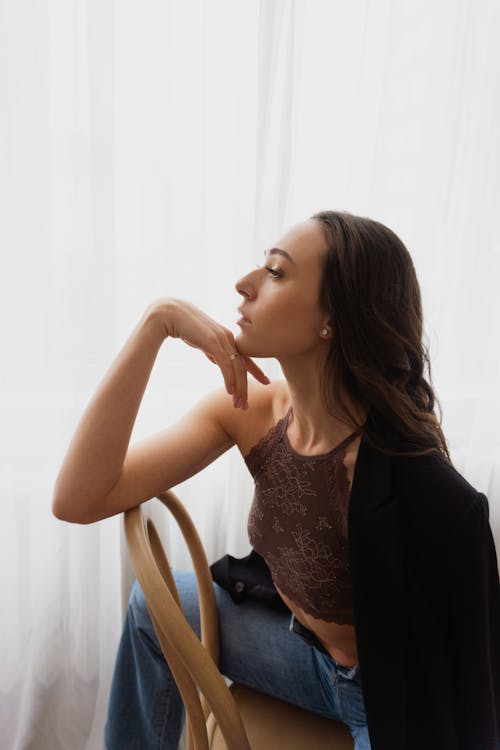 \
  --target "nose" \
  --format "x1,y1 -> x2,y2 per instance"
235,267 -> 258,299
